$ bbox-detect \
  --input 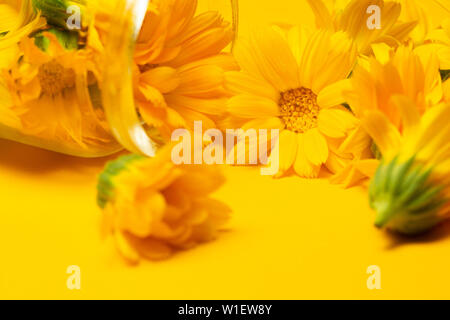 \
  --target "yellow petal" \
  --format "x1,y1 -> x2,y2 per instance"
412,103 -> 450,159
242,117 -> 285,130
317,79 -> 352,108
175,65 -> 225,98
0,4 -> 20,33
233,38 -> 265,80
166,95 -> 227,116
133,238 -> 172,261
318,107 -> 358,138
306,0 -> 334,30
390,95 -> 420,137
361,111 -> 402,158
371,43 -> 392,65
114,232 -> 140,264
168,27 -> 233,68
247,26 -> 300,92
354,159 -> 380,178
138,84 -> 167,108
300,31 -> 356,93
338,124 -> 372,156
294,133 -> 320,178
225,71 -> 279,102
140,67 -> 180,94
304,128 -> 329,165
286,26 -> 311,68
227,95 -> 279,118
275,130 -> 298,177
